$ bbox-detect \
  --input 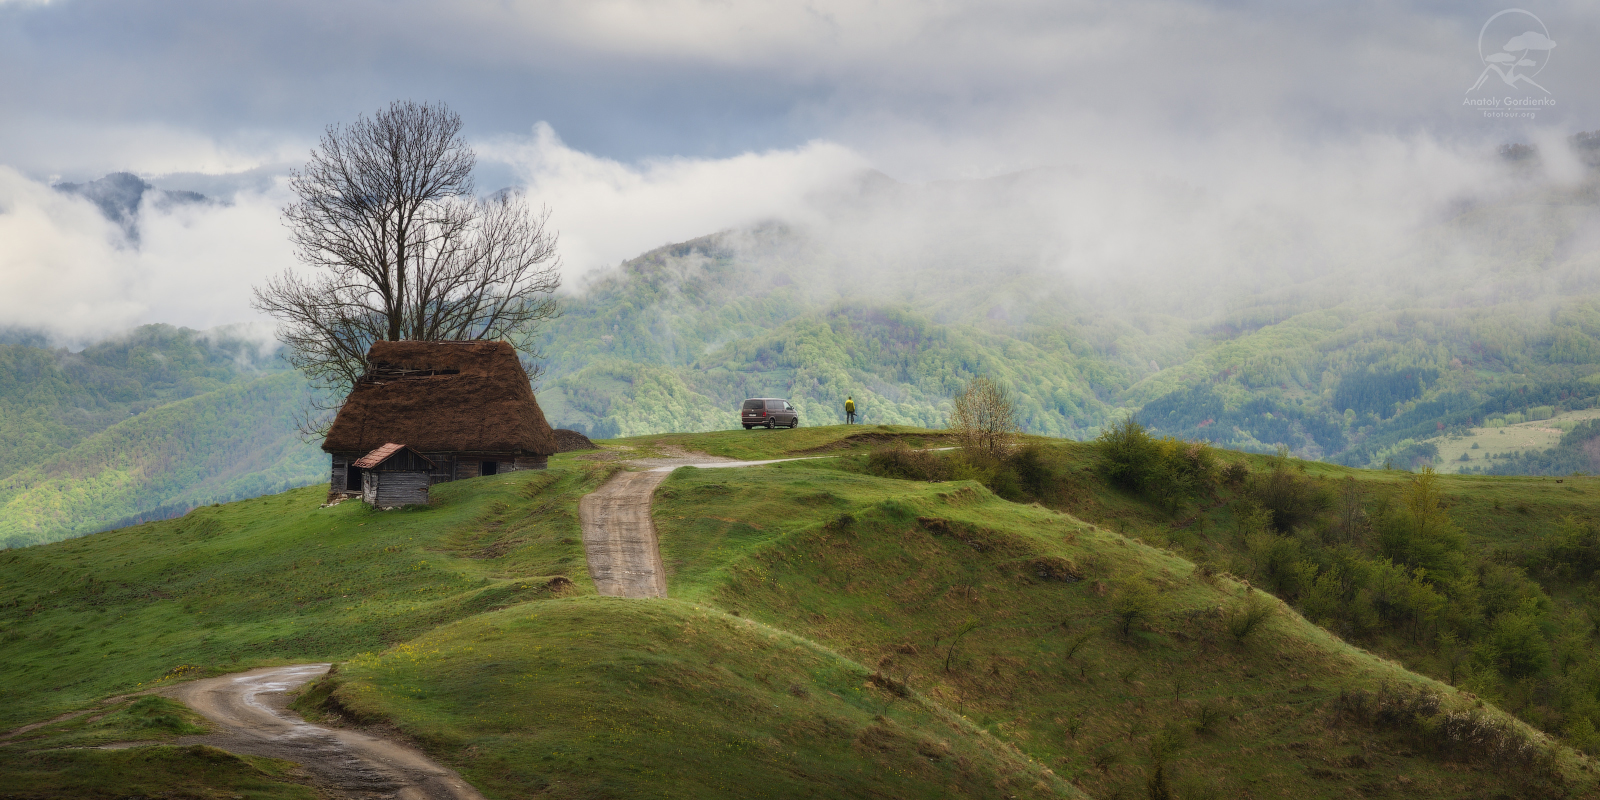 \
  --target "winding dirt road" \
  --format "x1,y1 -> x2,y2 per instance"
578,450 -> 829,599
111,448 -> 828,796
158,664 -> 484,800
